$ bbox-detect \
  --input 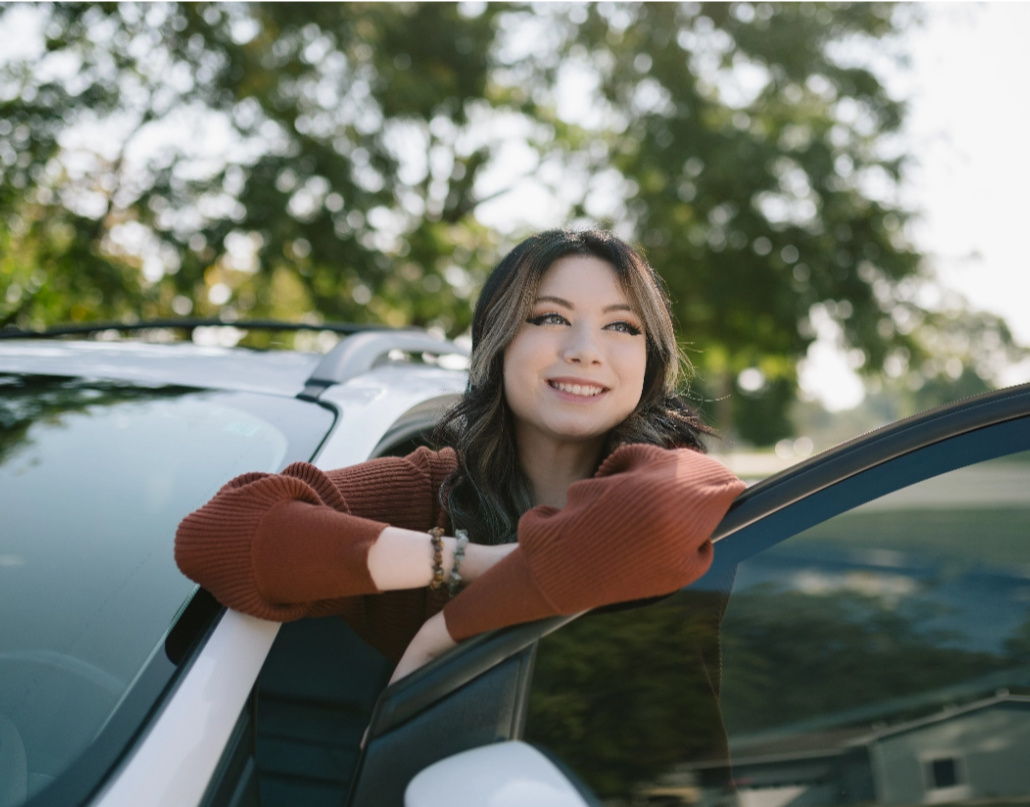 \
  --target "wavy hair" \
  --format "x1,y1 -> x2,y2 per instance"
434,229 -> 713,545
